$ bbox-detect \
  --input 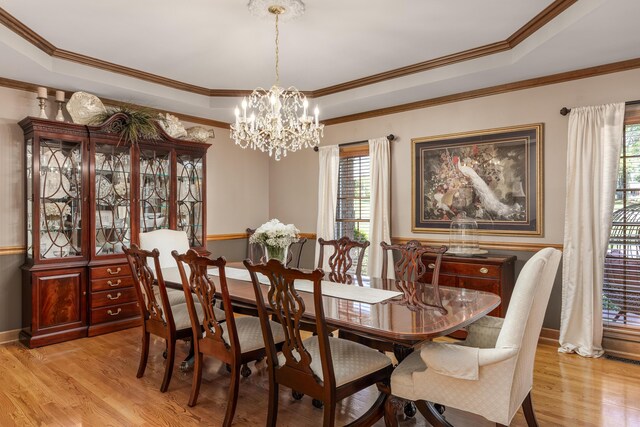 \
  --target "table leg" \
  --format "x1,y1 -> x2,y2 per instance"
180,338 -> 195,372
415,401 -> 453,427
